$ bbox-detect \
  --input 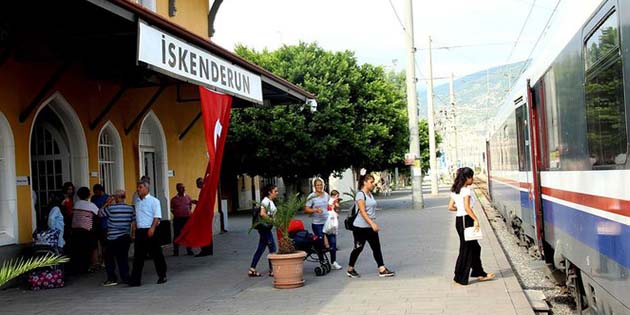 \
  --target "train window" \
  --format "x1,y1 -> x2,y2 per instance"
584,10 -> 626,168
543,71 -> 560,169
585,11 -> 619,70
515,106 -> 530,171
